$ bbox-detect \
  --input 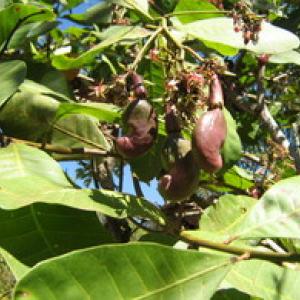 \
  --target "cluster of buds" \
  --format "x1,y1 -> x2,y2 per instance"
89,74 -> 129,107
111,4 -> 131,25
165,71 -> 207,126
232,1 -> 263,45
